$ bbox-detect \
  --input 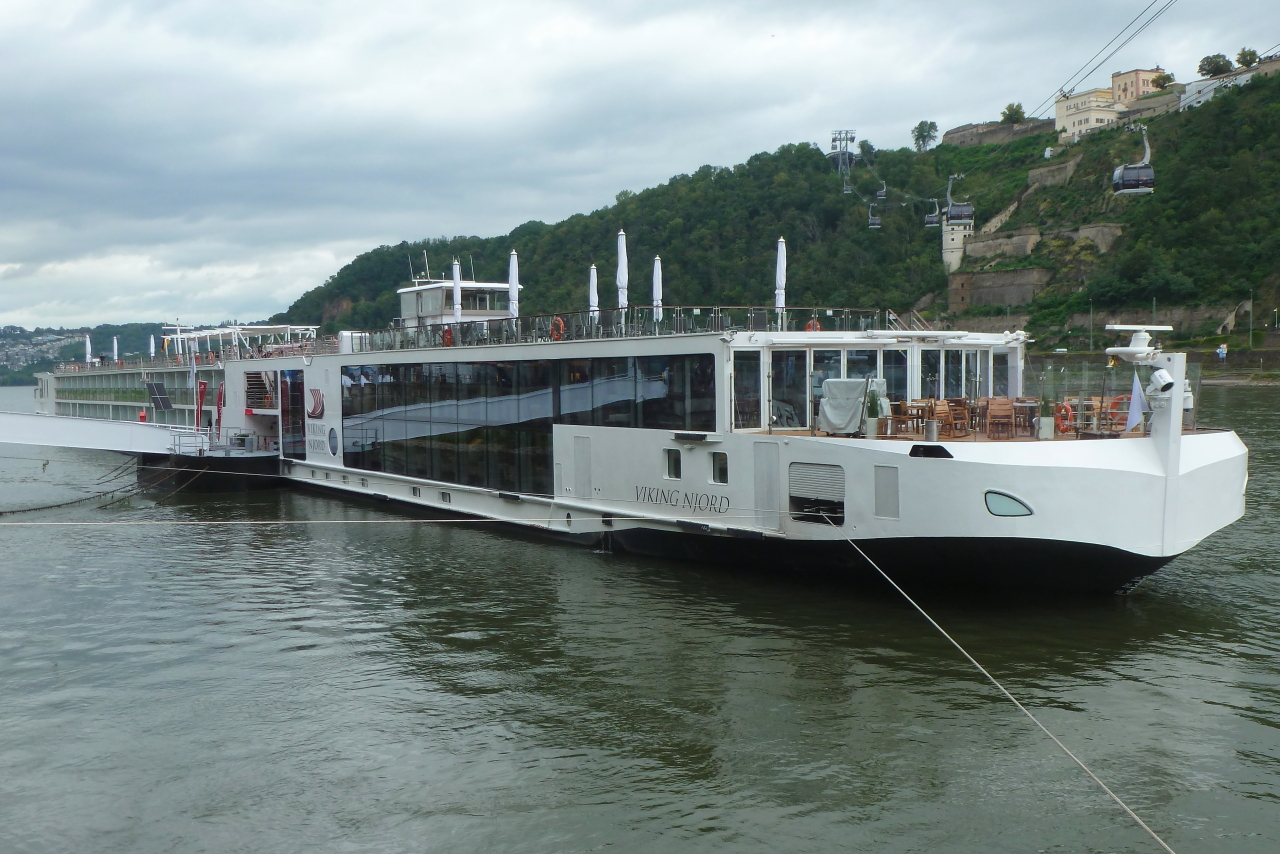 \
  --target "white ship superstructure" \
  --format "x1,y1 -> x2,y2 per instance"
8,282 -> 1247,594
